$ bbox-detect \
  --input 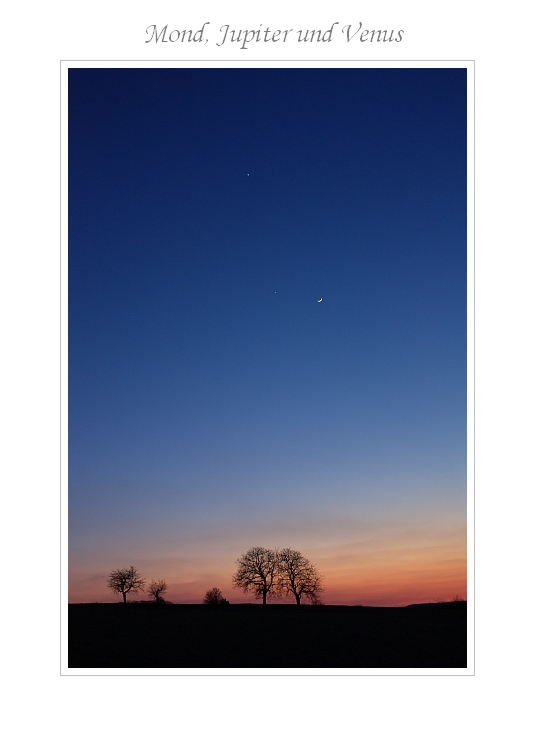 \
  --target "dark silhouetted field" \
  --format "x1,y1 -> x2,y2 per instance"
68,602 -> 467,669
